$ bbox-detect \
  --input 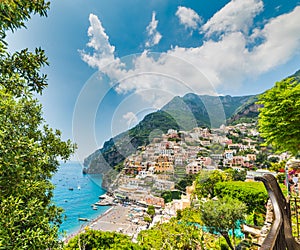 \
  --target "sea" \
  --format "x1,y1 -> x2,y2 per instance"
51,162 -> 110,237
